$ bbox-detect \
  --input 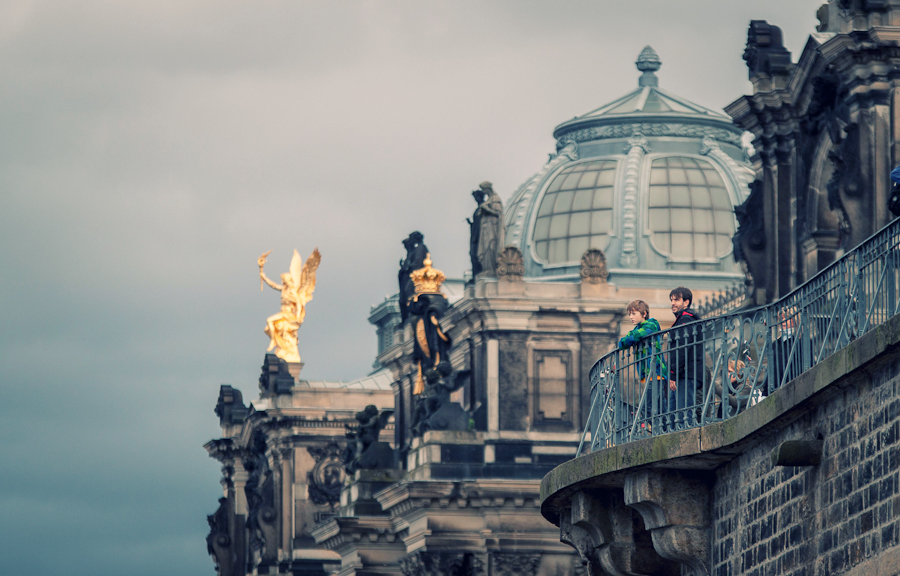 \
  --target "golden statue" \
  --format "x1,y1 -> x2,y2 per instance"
258,248 -> 321,363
